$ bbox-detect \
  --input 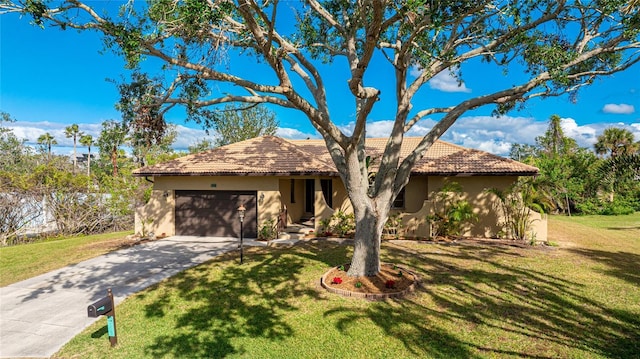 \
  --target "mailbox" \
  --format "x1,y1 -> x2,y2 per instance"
87,296 -> 113,318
